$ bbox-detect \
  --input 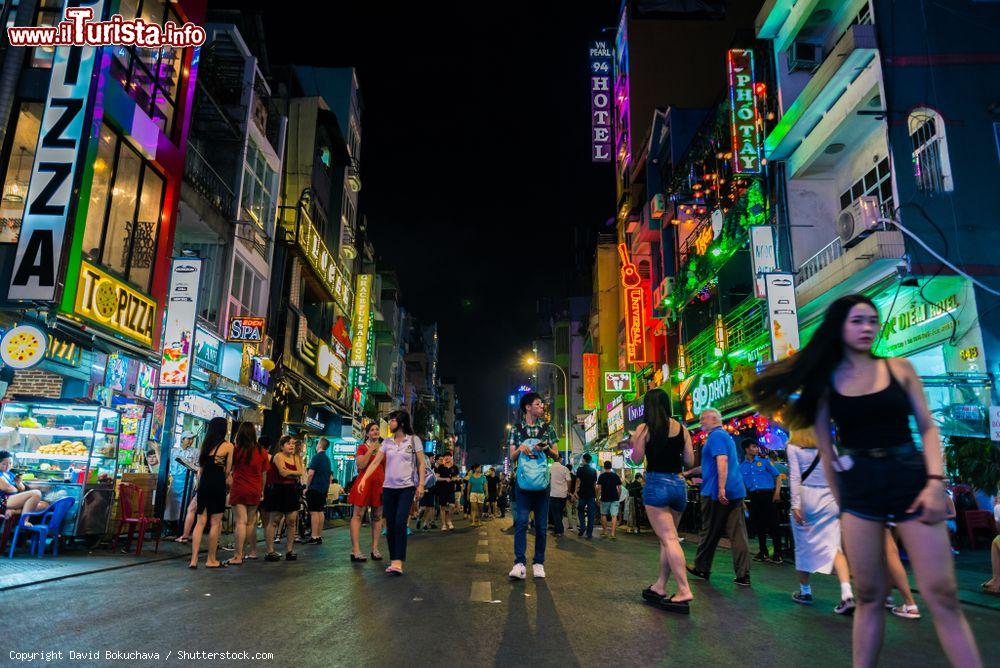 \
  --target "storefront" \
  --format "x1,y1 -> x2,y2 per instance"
799,275 -> 991,437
